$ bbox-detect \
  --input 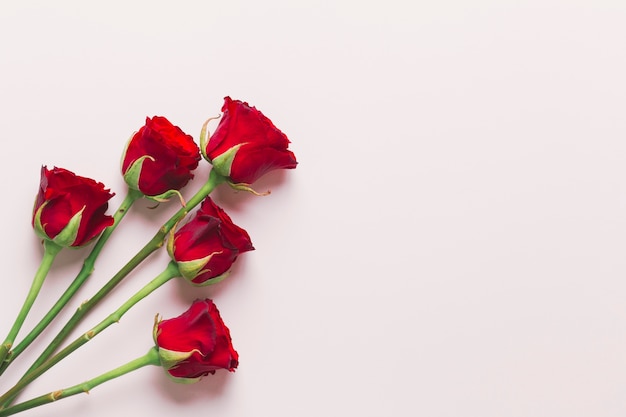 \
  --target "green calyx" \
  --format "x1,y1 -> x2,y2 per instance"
32,202 -> 49,241
196,270 -> 230,286
33,203 -> 85,247
163,372 -> 203,384
148,189 -> 185,205
123,155 -> 187,204
227,182 -> 271,196
167,232 -> 228,286
209,143 -> 245,179
156,347 -> 199,371
174,252 -> 230,286
152,316 -> 203,384
123,155 -> 155,192
175,253 -> 216,280
199,115 -> 222,161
